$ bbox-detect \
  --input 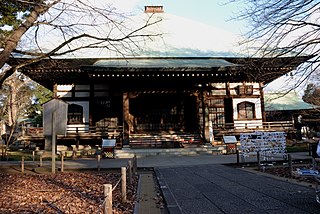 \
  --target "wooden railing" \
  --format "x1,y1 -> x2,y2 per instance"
65,126 -> 123,134
21,125 -> 123,137
22,127 -> 43,137
22,121 -> 294,138
262,121 -> 294,130
213,121 -> 294,131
